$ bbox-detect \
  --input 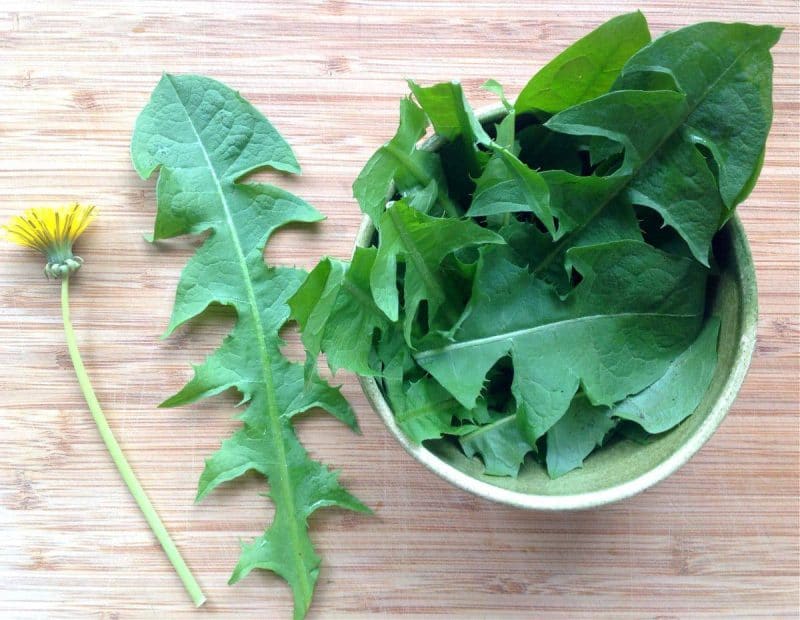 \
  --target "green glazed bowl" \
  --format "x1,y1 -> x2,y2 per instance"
354,107 -> 758,510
